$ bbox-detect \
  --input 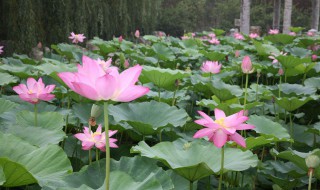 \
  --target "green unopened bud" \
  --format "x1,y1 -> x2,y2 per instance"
305,155 -> 320,168
90,104 -> 102,118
